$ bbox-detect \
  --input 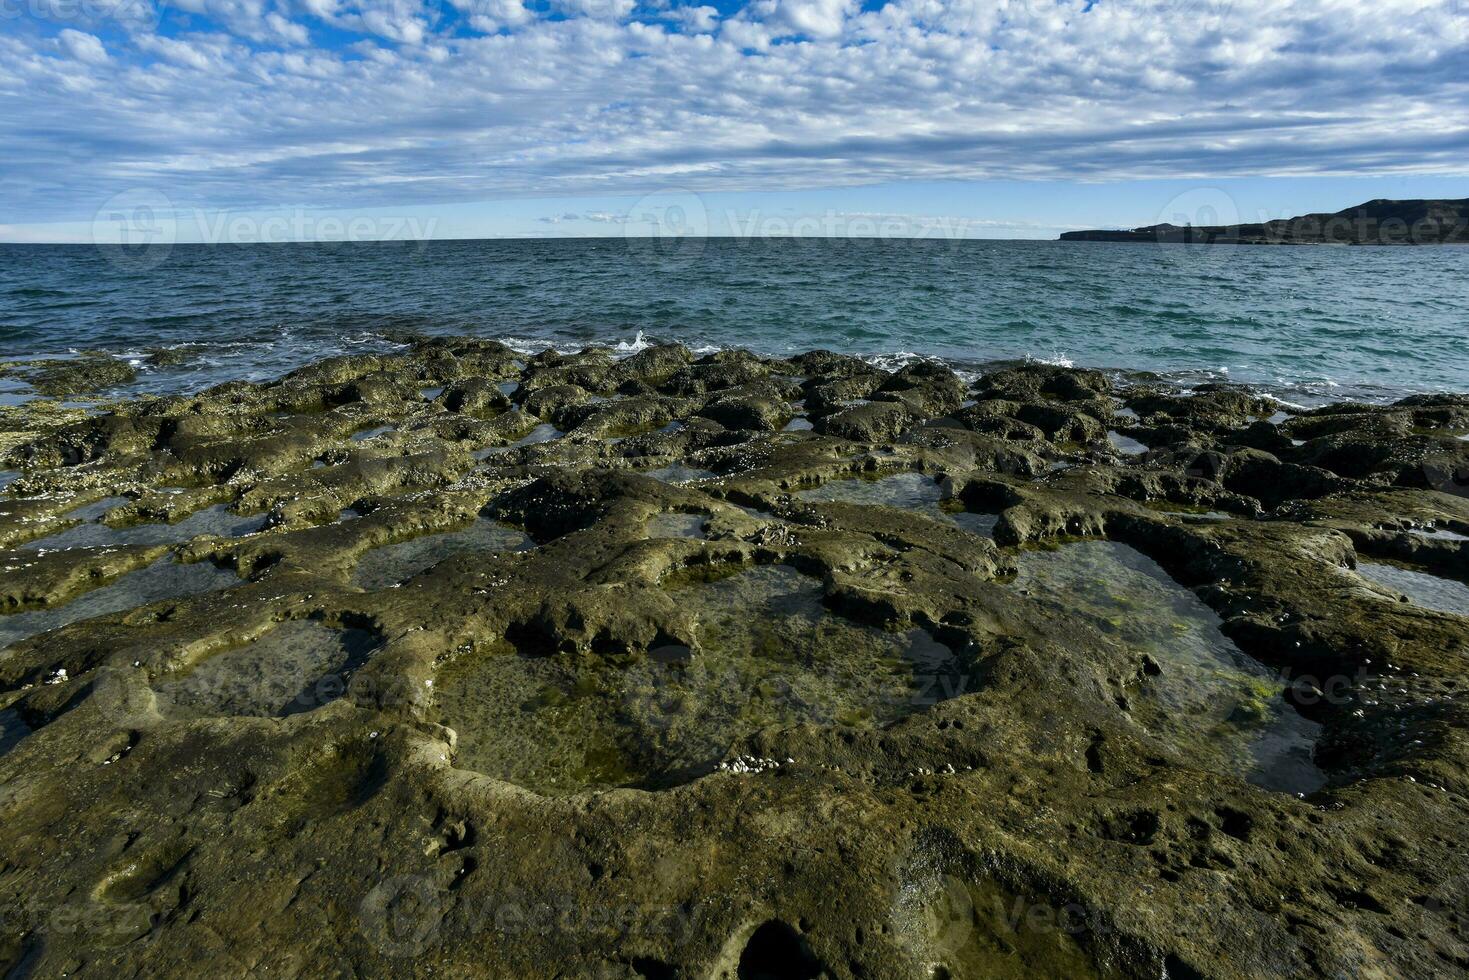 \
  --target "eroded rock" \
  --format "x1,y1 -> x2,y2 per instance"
0,339 -> 1466,978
